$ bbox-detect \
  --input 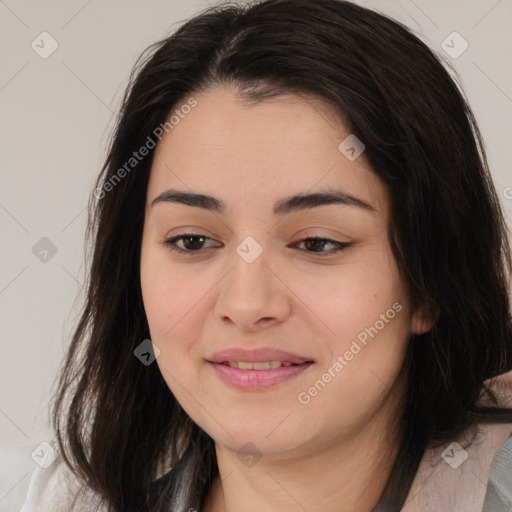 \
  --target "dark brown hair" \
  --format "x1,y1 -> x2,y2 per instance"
51,0 -> 512,510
